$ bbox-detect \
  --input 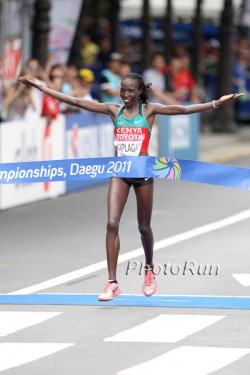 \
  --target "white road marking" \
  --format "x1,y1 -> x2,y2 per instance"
9,210 -> 250,294
232,274 -> 250,286
104,314 -> 225,343
118,346 -> 250,375
0,343 -> 74,372
0,312 -> 61,337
